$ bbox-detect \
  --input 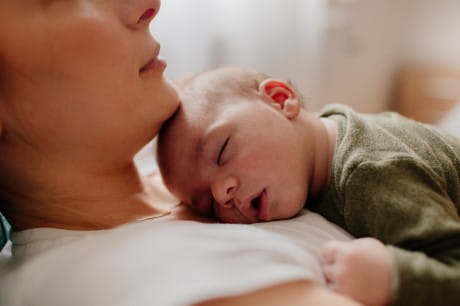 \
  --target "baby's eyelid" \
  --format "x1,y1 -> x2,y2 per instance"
217,137 -> 231,165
